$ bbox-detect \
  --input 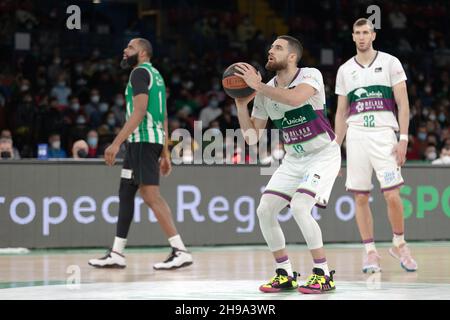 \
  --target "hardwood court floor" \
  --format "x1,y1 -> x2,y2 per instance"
0,242 -> 449,300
